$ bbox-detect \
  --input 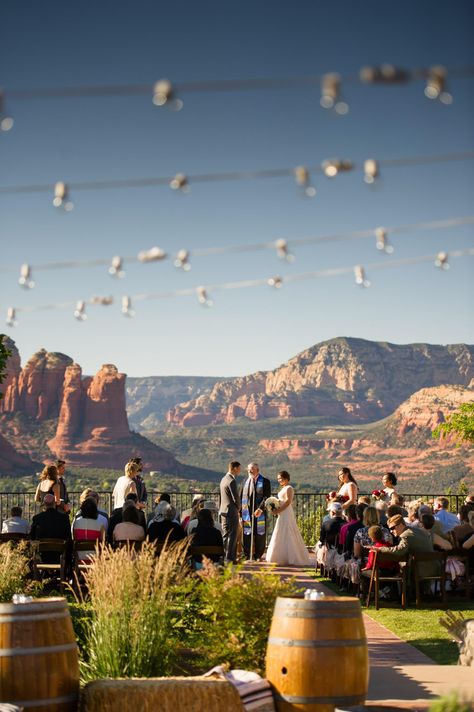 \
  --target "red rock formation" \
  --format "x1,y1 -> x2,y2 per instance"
167,338 -> 474,427
0,337 -> 21,413
394,385 -> 474,437
0,433 -> 41,475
